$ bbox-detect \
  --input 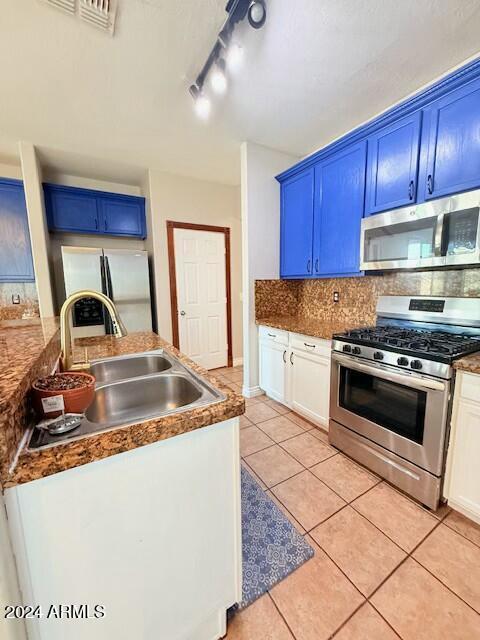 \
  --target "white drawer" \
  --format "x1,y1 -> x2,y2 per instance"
290,333 -> 331,357
258,325 -> 289,346
459,372 -> 480,405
